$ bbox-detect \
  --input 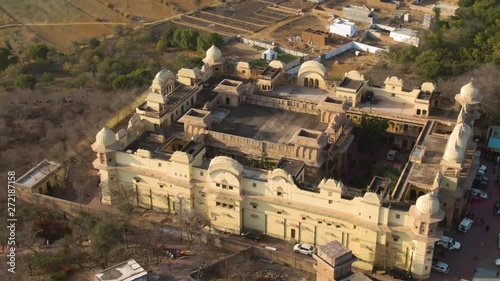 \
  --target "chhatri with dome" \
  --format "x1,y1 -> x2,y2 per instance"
84,44 -> 483,279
